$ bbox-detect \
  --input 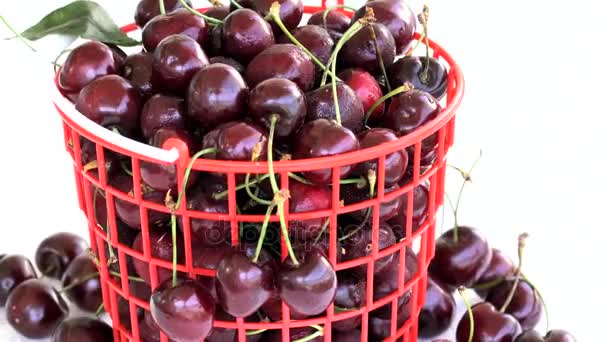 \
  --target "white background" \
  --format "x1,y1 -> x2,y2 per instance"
1,0 -> 607,341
